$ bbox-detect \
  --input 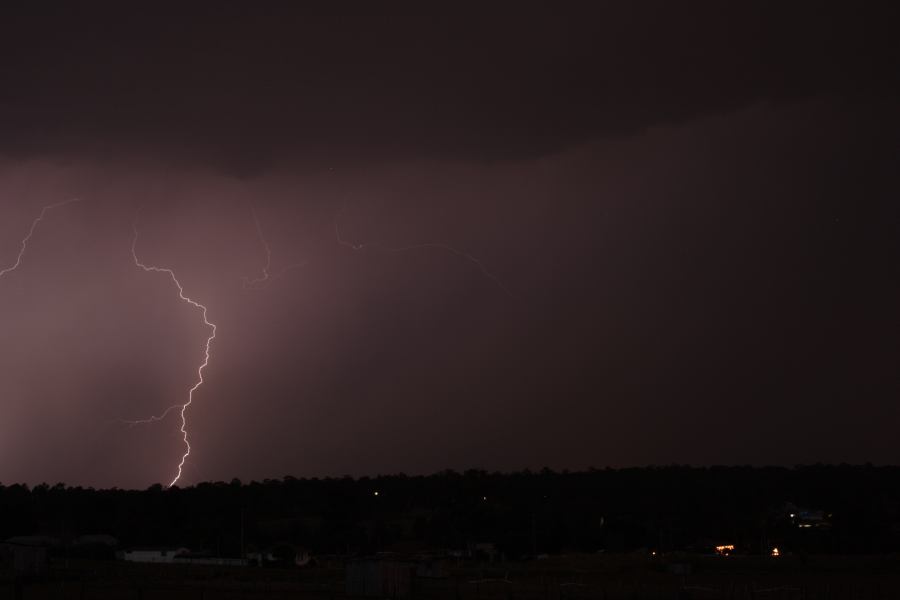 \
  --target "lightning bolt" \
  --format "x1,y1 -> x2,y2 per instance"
120,404 -> 181,427
0,198 -> 81,279
130,222 -> 217,487
242,205 -> 306,289
334,215 -> 518,300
